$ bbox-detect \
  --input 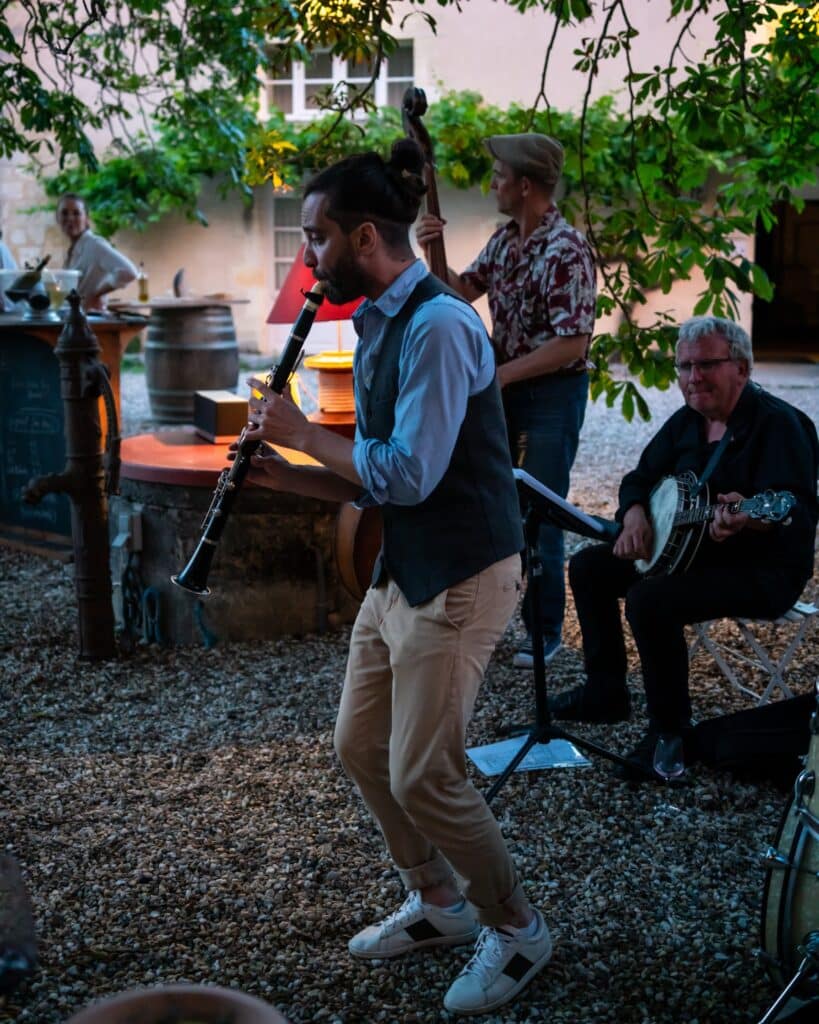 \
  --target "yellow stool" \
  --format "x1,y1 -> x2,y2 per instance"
303,350 -> 355,413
